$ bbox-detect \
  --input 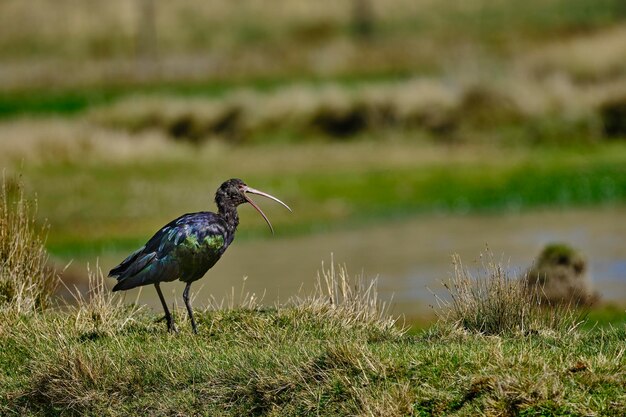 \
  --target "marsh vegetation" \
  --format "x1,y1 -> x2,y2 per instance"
1,2 -> 625,414
0,190 -> 624,415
